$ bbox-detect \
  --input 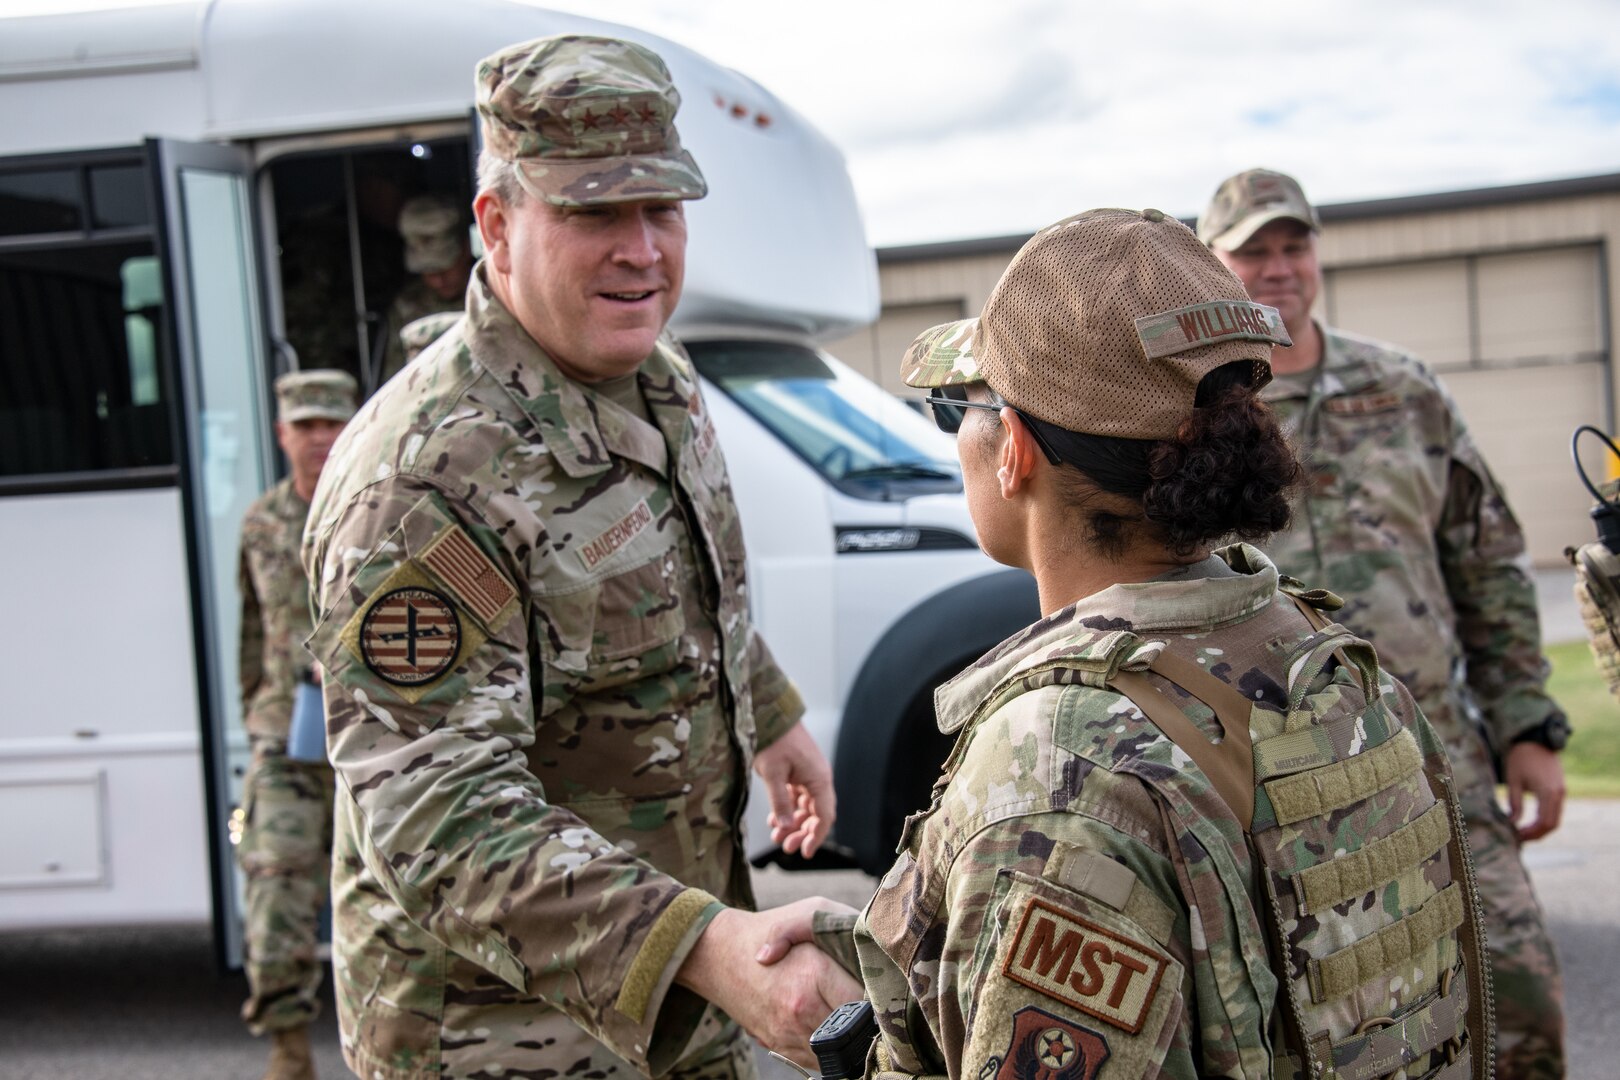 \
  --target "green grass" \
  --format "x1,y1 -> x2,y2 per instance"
1545,639 -> 1620,798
